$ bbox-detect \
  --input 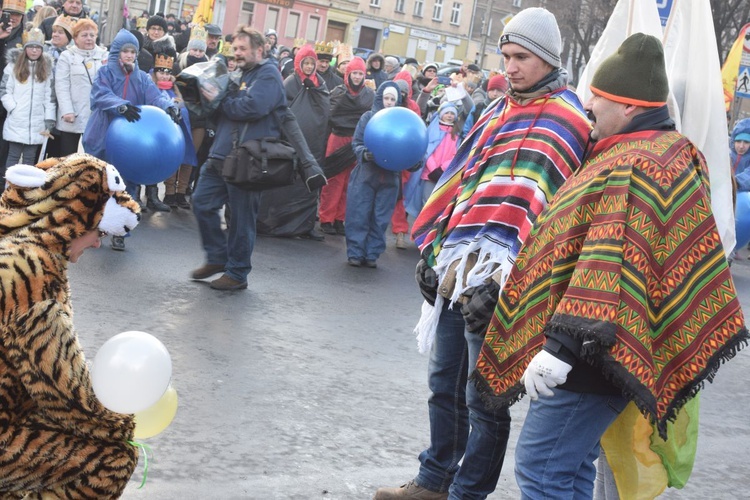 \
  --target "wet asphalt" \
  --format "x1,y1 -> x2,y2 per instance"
67,207 -> 750,499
